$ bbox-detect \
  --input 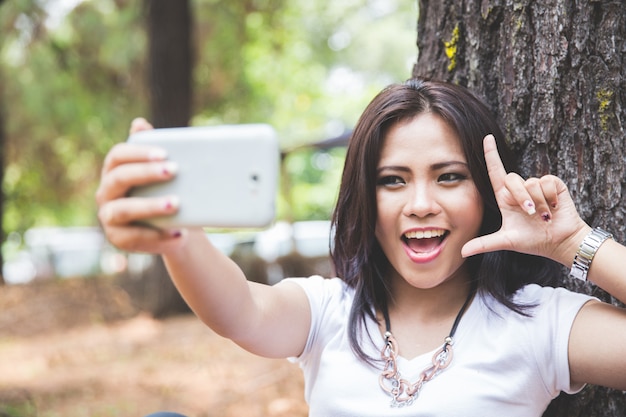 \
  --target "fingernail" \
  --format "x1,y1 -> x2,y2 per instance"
164,196 -> 179,211
162,161 -> 178,176
524,200 -> 536,215
131,117 -> 146,124
131,117 -> 145,129
541,212 -> 551,223
169,228 -> 186,239
148,148 -> 167,161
